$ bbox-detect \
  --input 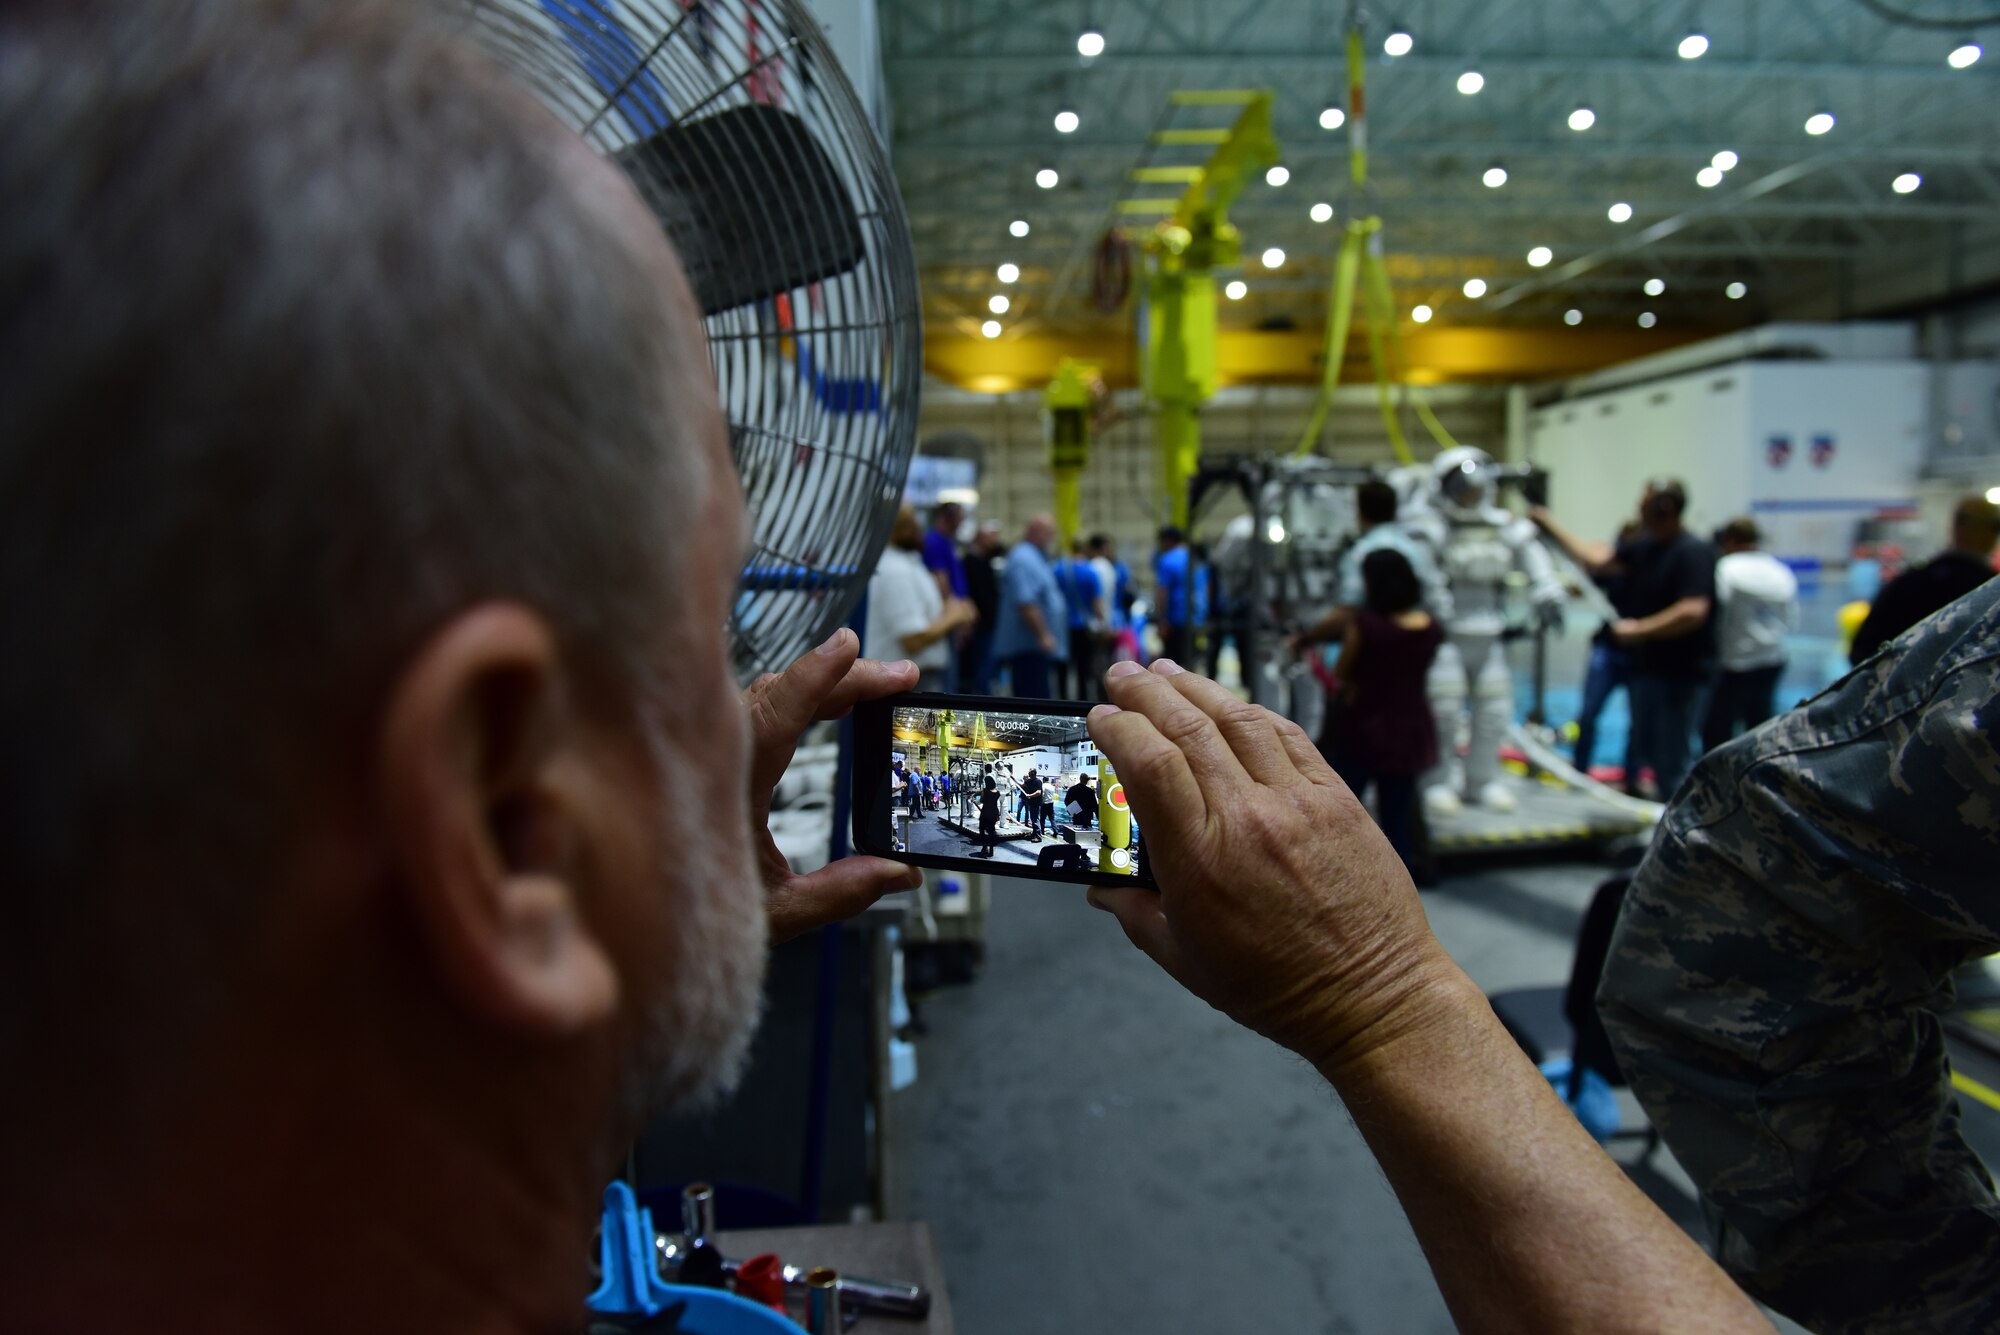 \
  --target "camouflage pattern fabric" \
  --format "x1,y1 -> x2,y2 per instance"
1598,578 -> 2000,1335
